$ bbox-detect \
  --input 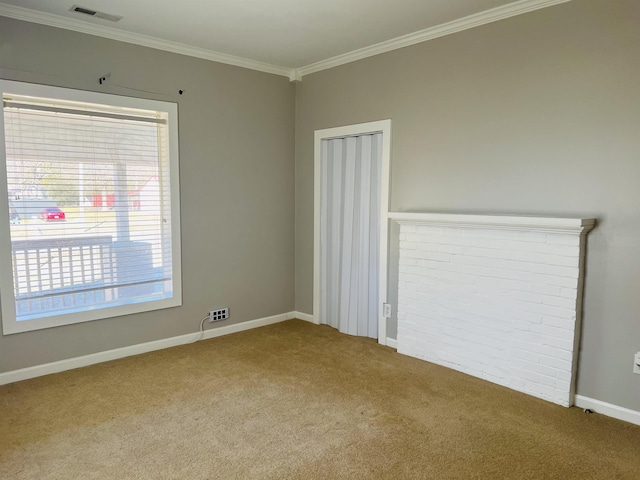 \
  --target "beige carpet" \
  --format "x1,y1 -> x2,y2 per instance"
1,319 -> 639,479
